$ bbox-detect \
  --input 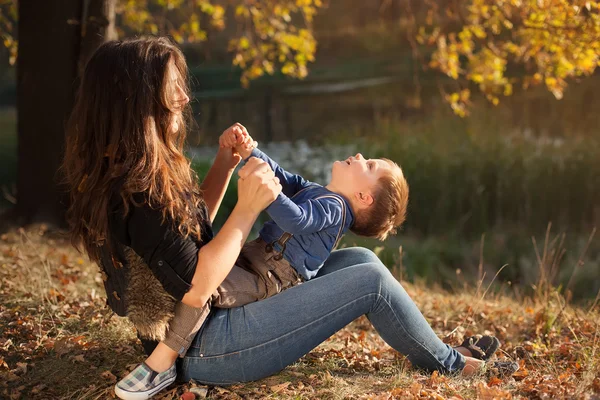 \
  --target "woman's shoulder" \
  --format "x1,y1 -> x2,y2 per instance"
107,180 -> 163,247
